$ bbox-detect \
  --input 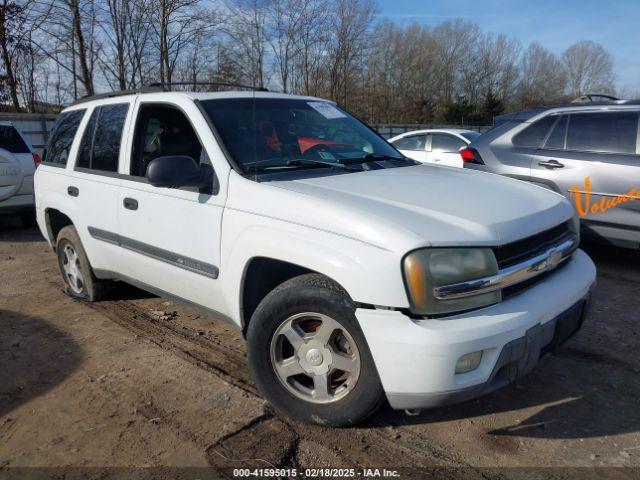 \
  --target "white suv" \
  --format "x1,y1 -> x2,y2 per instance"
35,90 -> 596,426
